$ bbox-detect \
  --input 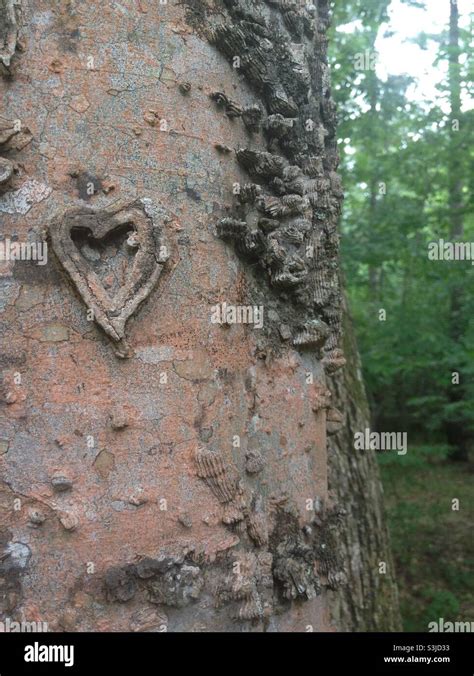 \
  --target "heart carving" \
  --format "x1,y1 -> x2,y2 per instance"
49,199 -> 169,356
